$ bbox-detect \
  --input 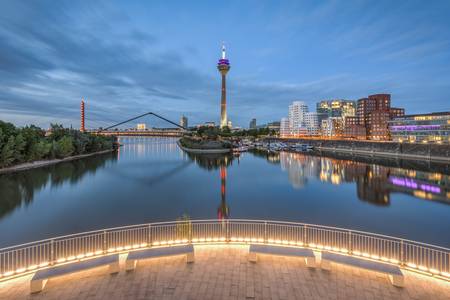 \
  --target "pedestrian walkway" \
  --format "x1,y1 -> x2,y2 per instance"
0,244 -> 449,299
